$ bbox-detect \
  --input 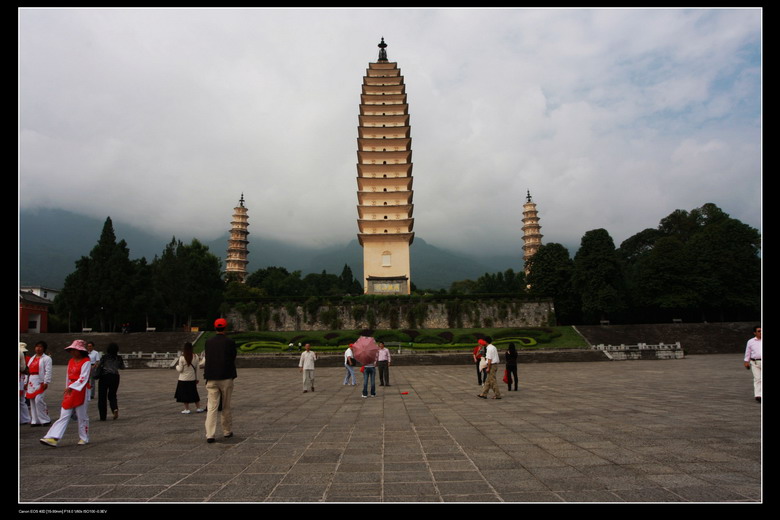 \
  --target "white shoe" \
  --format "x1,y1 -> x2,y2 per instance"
195,408 -> 205,413
77,439 -> 88,445
181,409 -> 192,414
